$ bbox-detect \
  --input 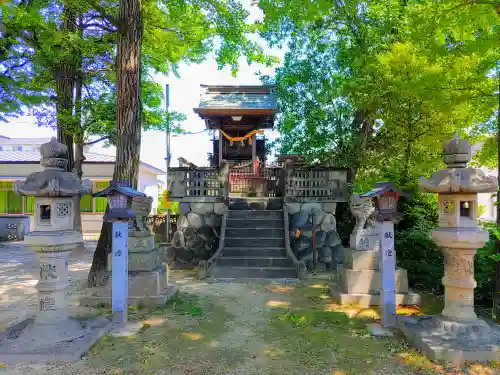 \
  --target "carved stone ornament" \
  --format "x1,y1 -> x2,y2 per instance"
419,134 -> 497,194
131,195 -> 153,233
14,138 -> 93,197
349,194 -> 376,234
